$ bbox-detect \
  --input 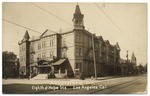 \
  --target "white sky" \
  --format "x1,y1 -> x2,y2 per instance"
2,2 -> 147,65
